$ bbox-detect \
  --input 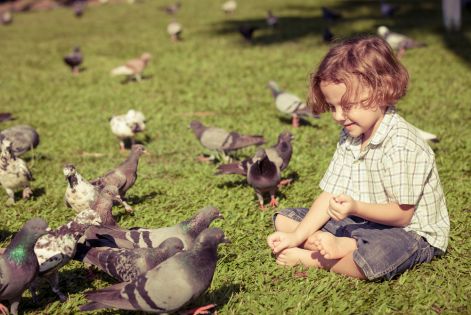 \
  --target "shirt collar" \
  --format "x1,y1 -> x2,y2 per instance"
369,106 -> 396,146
